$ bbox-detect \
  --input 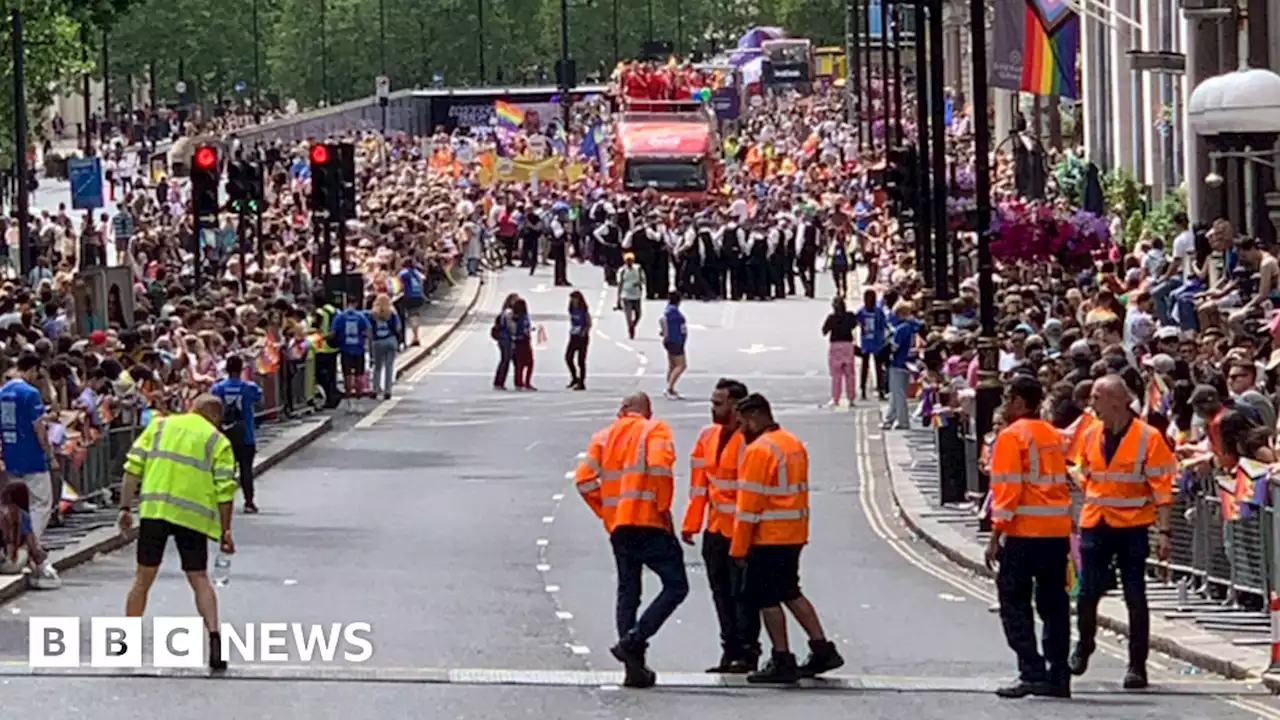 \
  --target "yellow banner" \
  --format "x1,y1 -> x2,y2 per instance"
476,152 -> 586,186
